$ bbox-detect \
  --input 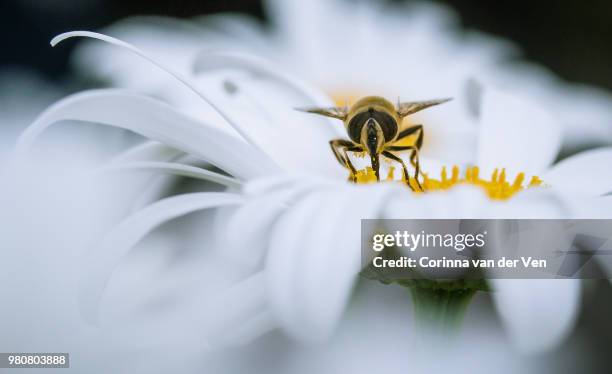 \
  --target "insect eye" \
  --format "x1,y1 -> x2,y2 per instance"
347,112 -> 370,143
371,111 -> 398,141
